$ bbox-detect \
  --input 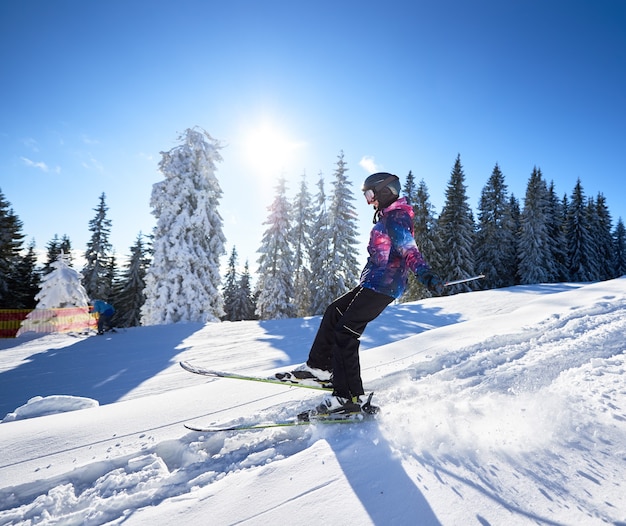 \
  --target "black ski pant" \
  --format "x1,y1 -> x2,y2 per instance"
307,286 -> 394,399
